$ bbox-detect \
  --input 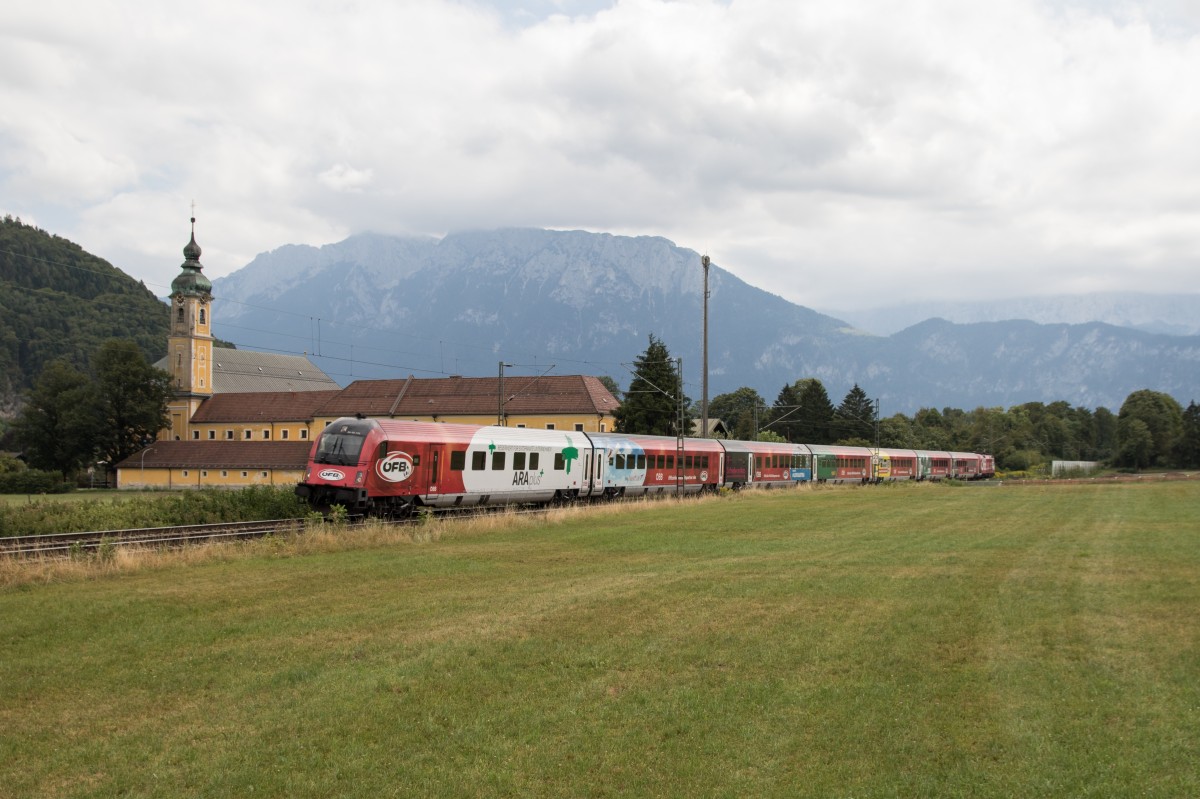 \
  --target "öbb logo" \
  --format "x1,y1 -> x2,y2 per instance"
376,451 -> 415,483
